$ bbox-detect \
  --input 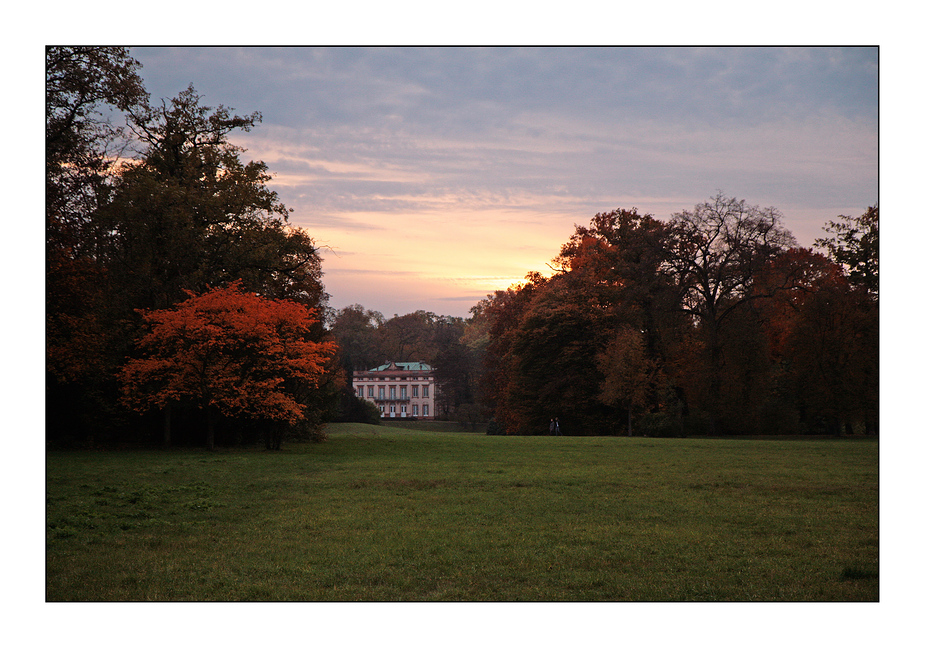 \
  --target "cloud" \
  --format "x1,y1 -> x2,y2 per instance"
129,46 -> 878,315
